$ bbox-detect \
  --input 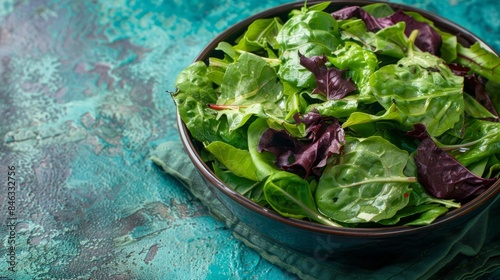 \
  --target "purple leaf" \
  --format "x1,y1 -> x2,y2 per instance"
258,111 -> 345,178
388,10 -> 442,55
414,137 -> 496,201
406,123 -> 430,141
333,6 -> 442,55
299,53 -> 357,100
332,6 -> 393,31
258,128 -> 301,168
